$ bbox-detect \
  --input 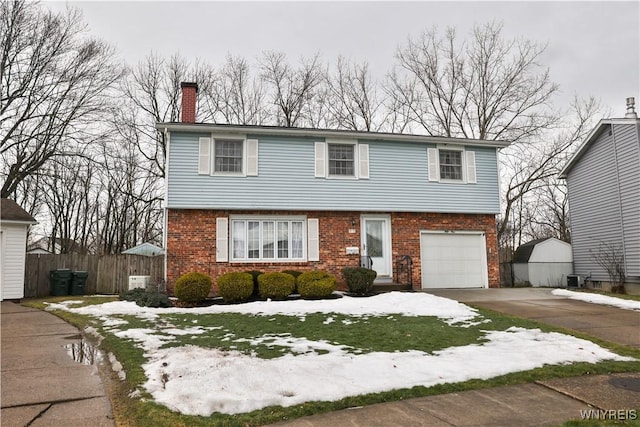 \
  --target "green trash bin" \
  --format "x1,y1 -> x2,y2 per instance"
50,269 -> 72,296
70,271 -> 88,295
